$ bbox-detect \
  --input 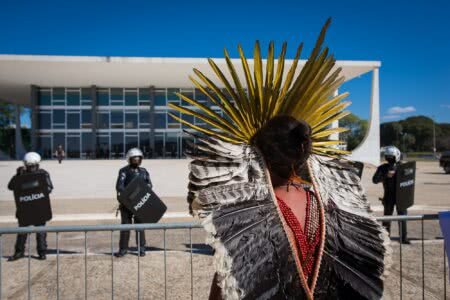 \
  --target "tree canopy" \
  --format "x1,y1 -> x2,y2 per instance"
381,116 -> 449,152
